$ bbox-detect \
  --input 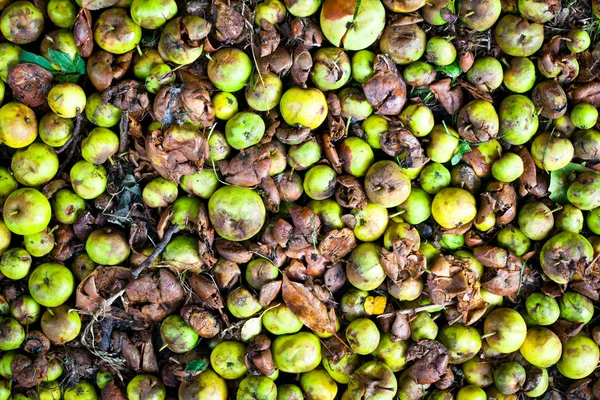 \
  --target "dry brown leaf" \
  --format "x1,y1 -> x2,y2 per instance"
281,274 -> 337,334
